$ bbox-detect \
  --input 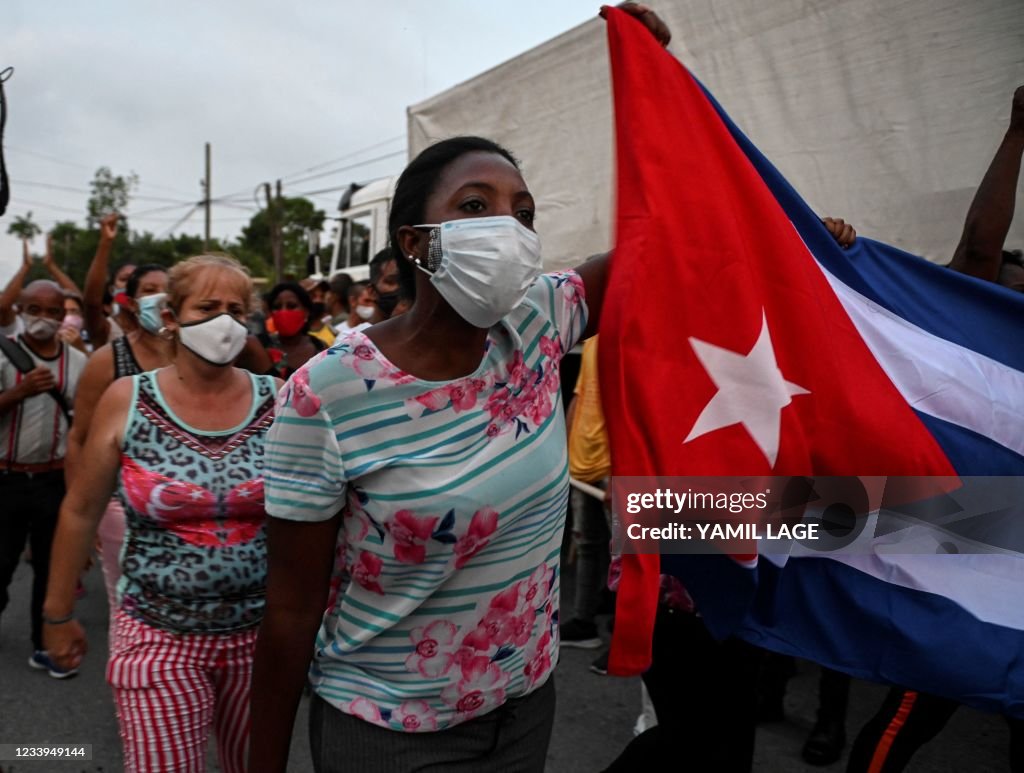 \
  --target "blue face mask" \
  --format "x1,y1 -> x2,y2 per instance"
137,292 -> 167,335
